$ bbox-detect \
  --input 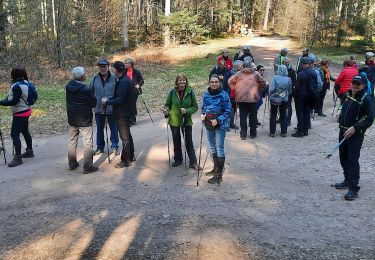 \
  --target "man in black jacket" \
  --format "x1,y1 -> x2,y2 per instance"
292,57 -> 316,137
333,75 -> 375,201
66,66 -> 98,174
102,61 -> 135,168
